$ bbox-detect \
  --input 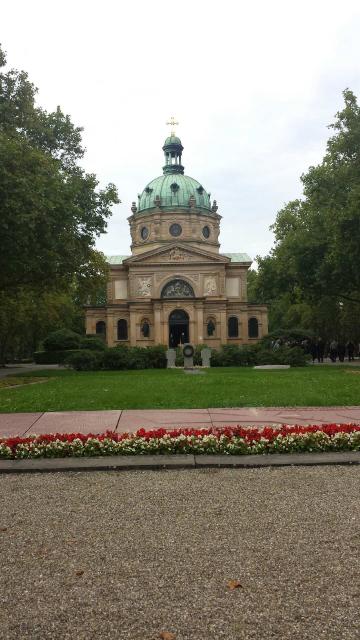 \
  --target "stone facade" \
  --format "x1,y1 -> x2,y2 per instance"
85,133 -> 268,347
